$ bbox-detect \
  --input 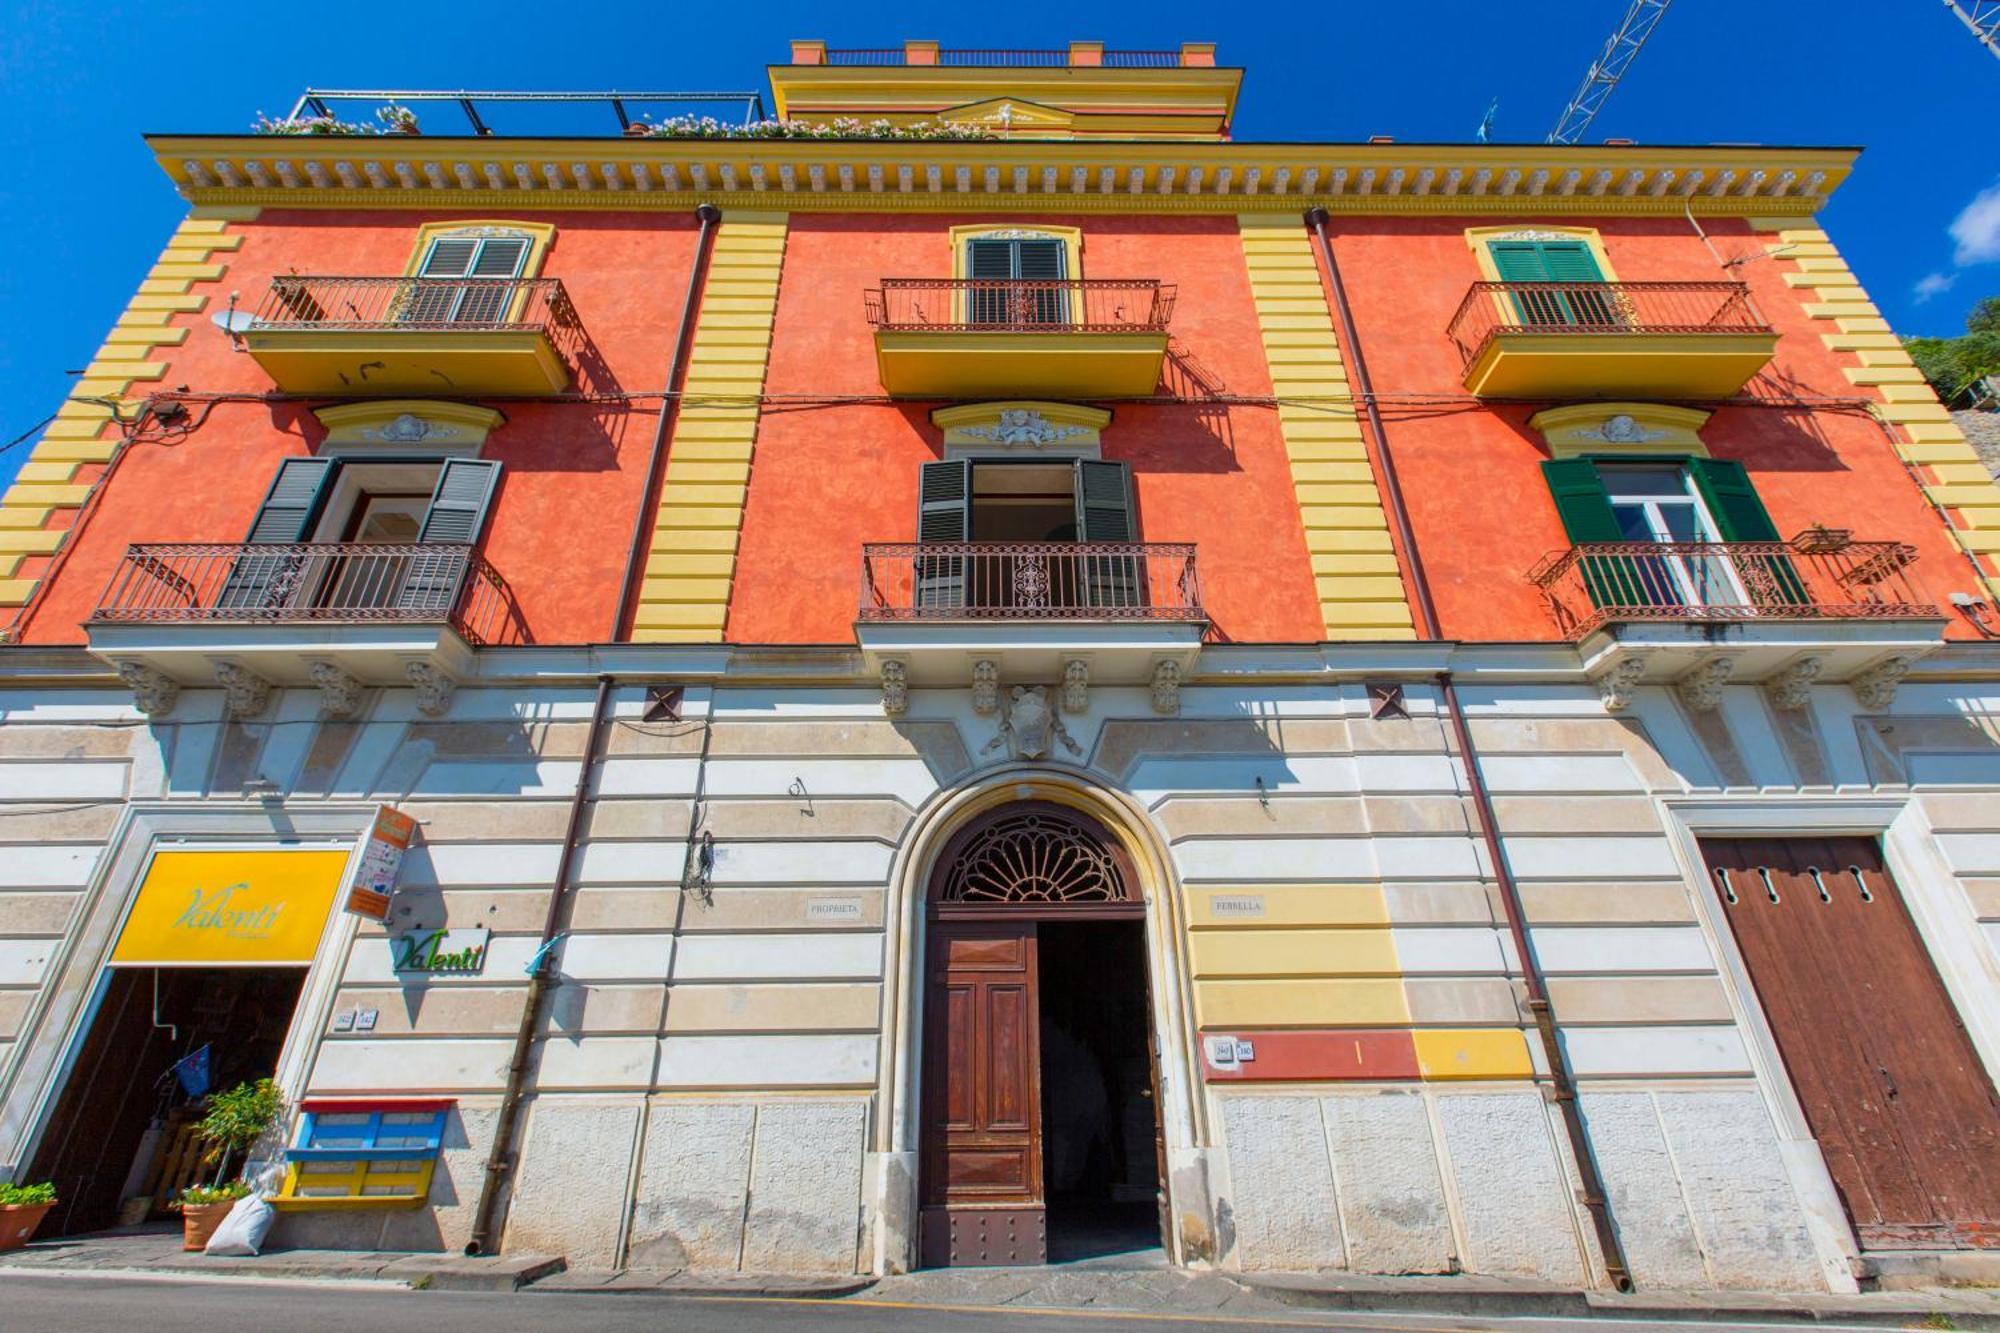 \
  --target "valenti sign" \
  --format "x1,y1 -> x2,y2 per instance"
392,927 -> 491,975
110,848 -> 351,966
